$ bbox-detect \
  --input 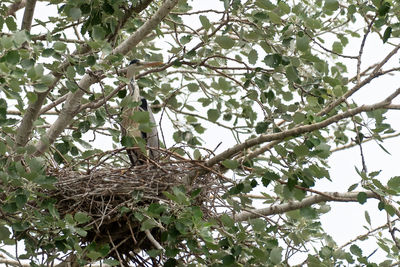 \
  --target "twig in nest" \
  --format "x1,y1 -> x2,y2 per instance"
145,230 -> 164,251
